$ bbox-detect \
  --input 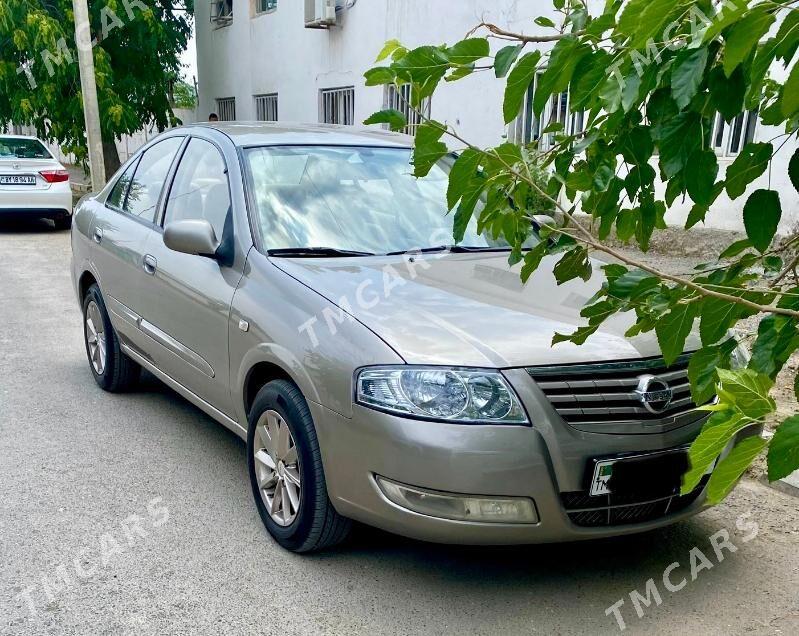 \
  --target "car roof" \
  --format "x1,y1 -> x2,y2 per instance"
0,134 -> 42,141
183,121 -> 415,148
